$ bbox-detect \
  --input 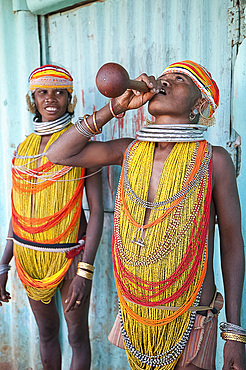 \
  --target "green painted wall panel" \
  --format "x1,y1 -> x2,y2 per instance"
12,0 -> 29,12
26,0 -> 98,15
